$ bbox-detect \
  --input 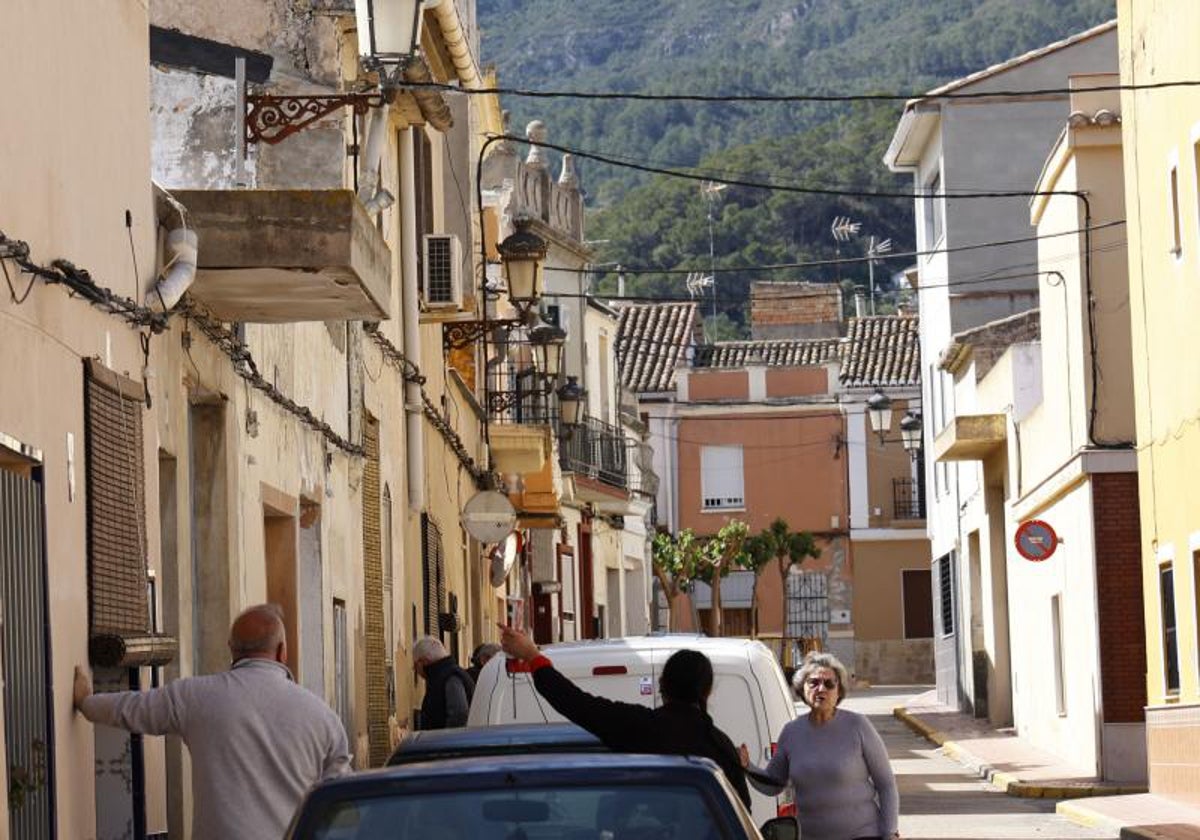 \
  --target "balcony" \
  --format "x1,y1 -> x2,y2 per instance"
561,417 -> 628,490
892,478 -> 925,520
171,189 -> 391,322
933,414 -> 1007,462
